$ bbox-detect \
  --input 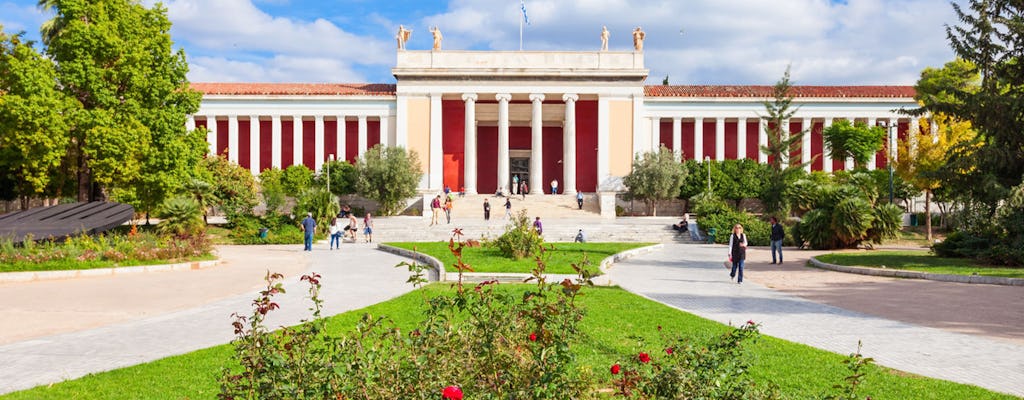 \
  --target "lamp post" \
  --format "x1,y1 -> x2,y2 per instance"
878,121 -> 896,205
704,156 -> 711,193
